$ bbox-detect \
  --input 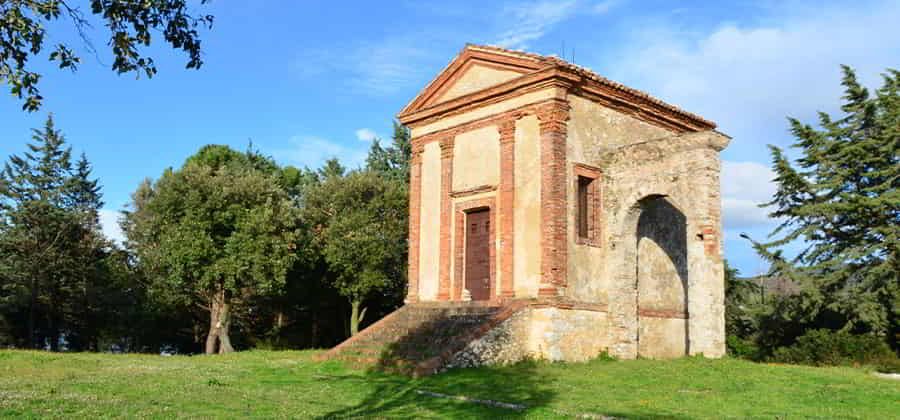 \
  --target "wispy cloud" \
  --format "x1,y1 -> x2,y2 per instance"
495,0 -> 581,49
591,0 -> 622,15
271,136 -> 368,170
355,128 -> 379,142
293,36 -> 435,96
